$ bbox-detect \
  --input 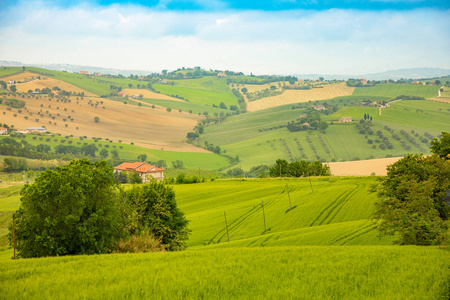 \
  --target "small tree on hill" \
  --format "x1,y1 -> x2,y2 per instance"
94,116 -> 100,123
